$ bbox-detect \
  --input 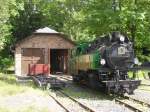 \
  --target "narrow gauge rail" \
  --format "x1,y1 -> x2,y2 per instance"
59,76 -> 150,111
48,93 -> 70,112
115,99 -> 142,112
32,75 -> 66,89
140,84 -> 150,86
59,75 -> 72,80
58,76 -> 146,112
138,88 -> 150,92
115,95 -> 150,112
59,90 -> 95,112
48,90 -> 96,112
59,76 -> 72,81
